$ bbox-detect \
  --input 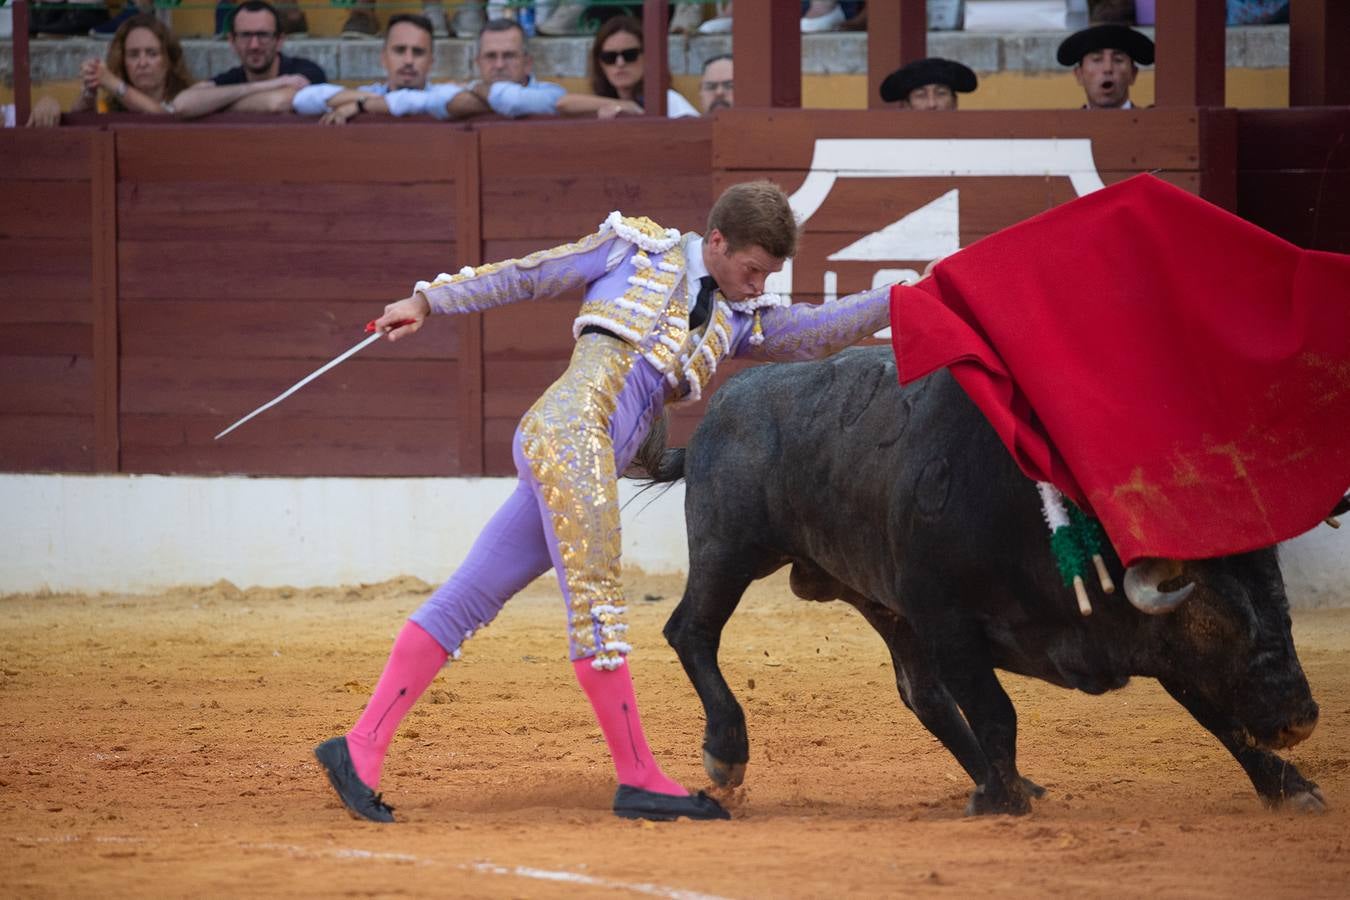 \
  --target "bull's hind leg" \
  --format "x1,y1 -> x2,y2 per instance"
664,550 -> 767,788
939,648 -> 1036,815
852,601 -> 1001,808
858,599 -> 1026,814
